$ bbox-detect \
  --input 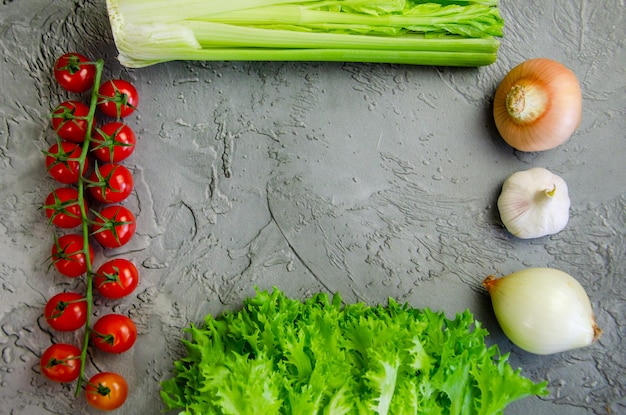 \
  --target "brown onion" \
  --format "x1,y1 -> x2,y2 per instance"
493,58 -> 582,152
